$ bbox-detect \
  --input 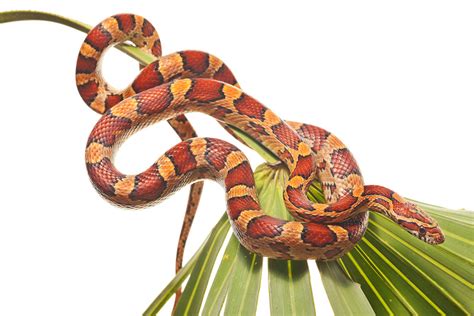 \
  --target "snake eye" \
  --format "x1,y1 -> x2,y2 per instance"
419,226 -> 426,237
